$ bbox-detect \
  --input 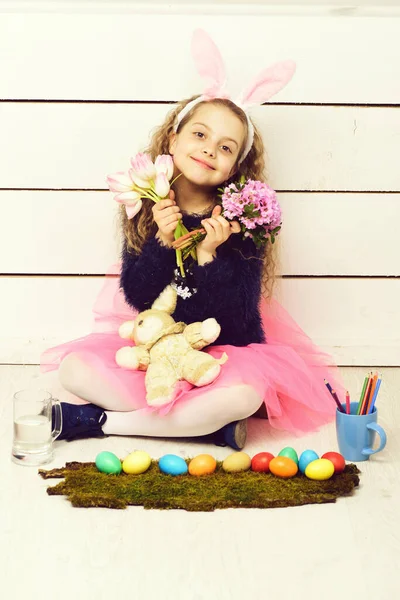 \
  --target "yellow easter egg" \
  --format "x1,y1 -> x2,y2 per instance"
305,458 -> 335,481
222,452 -> 252,473
188,454 -> 217,476
122,450 -> 152,475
